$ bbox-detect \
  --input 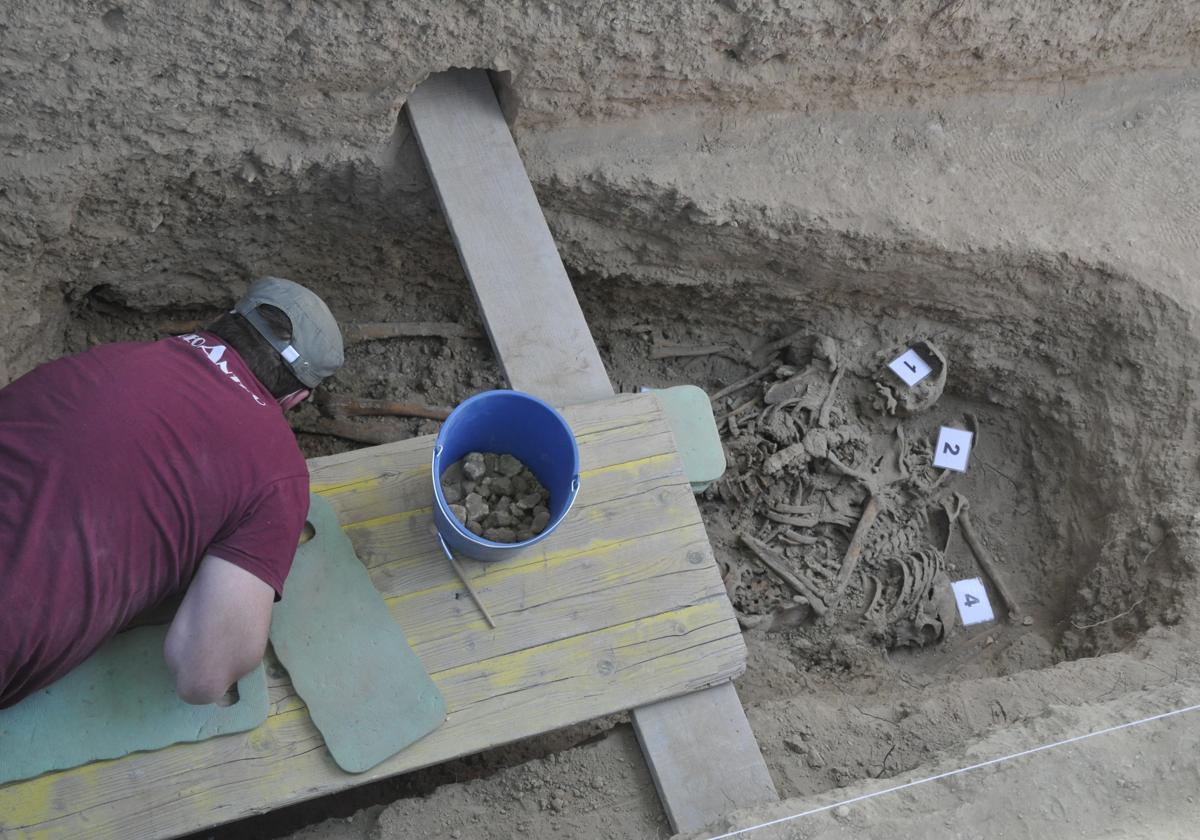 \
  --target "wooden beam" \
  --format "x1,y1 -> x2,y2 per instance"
406,69 -> 612,406
406,68 -> 777,835
634,682 -> 779,833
